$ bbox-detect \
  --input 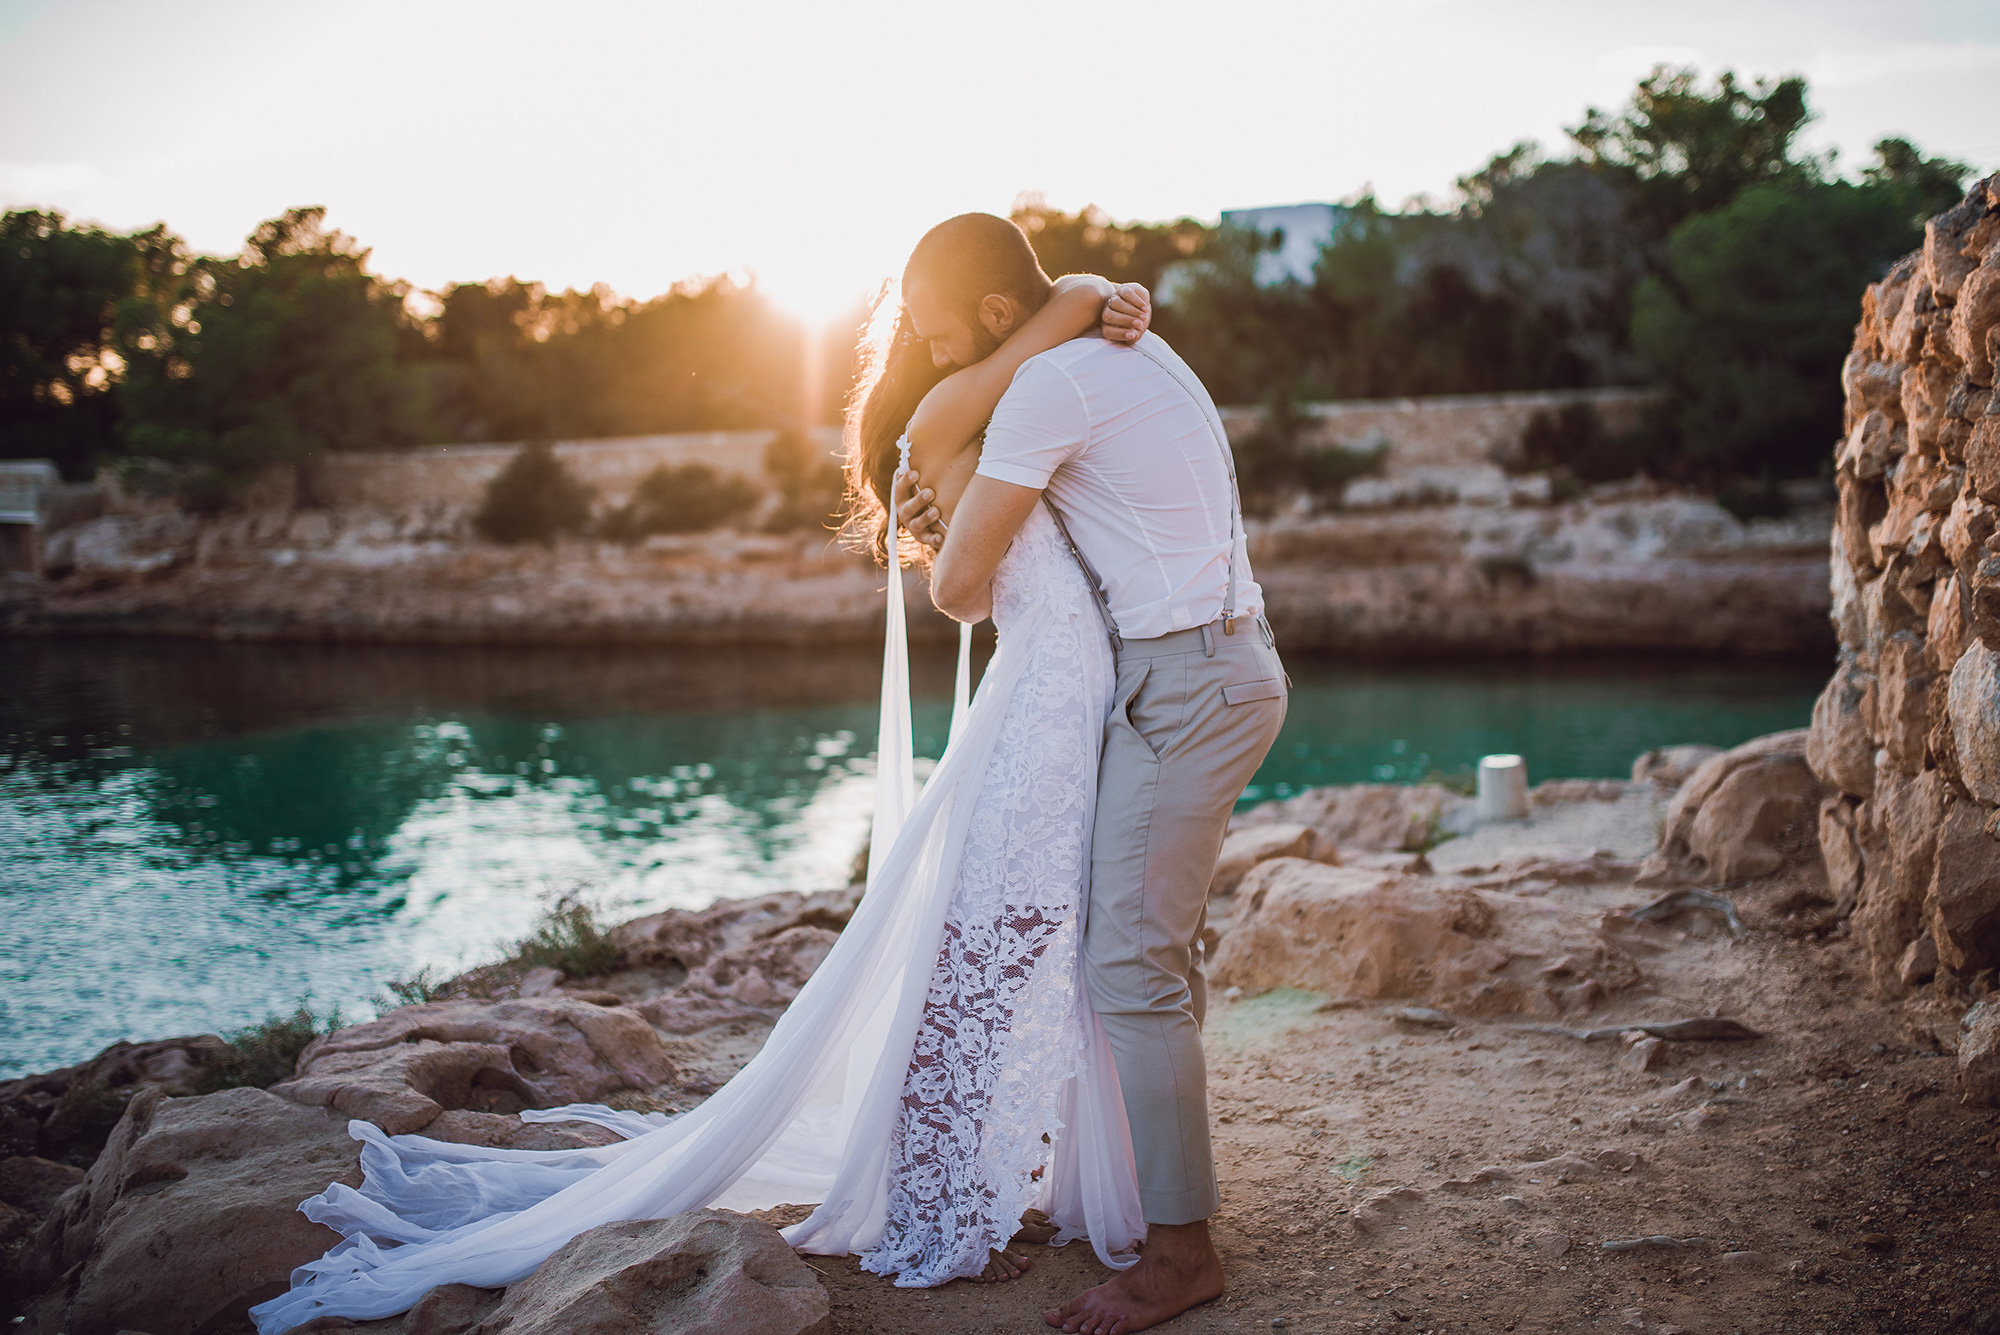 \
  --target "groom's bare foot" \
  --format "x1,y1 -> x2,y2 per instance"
975,1245 -> 1033,1282
1044,1220 -> 1224,1334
